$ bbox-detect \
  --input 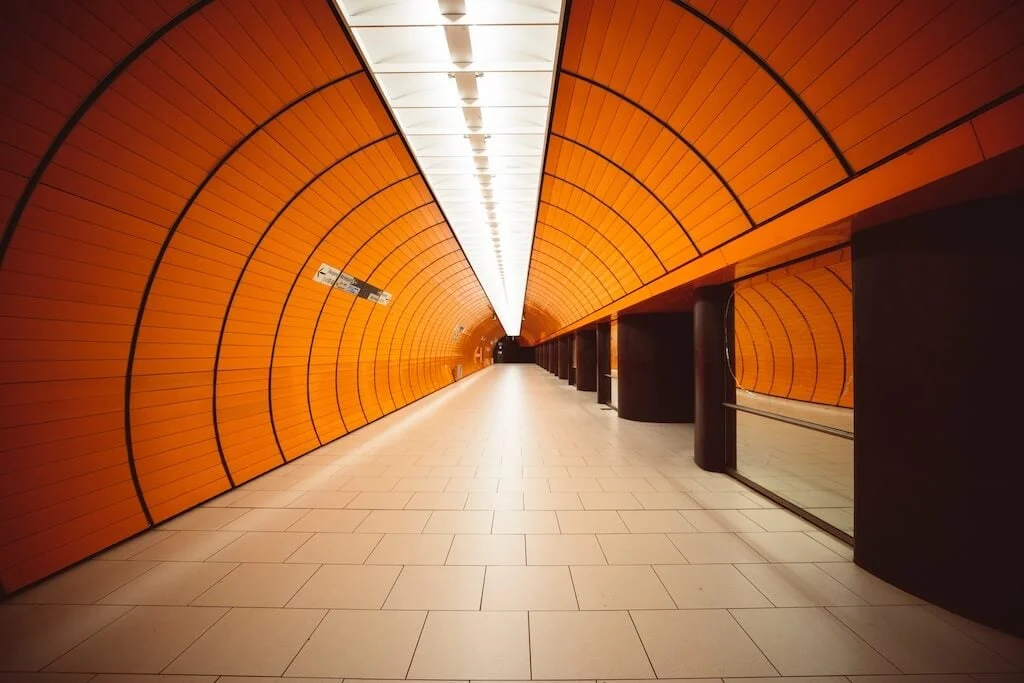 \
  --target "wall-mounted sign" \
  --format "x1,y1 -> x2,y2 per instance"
313,263 -> 391,305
